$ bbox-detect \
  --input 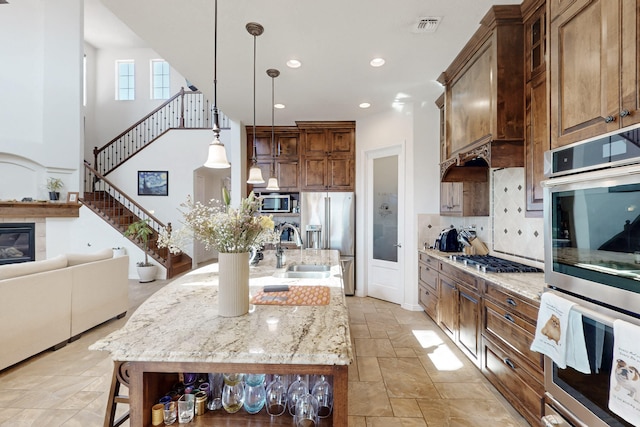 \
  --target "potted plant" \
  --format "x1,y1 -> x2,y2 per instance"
46,177 -> 64,201
124,218 -> 157,283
